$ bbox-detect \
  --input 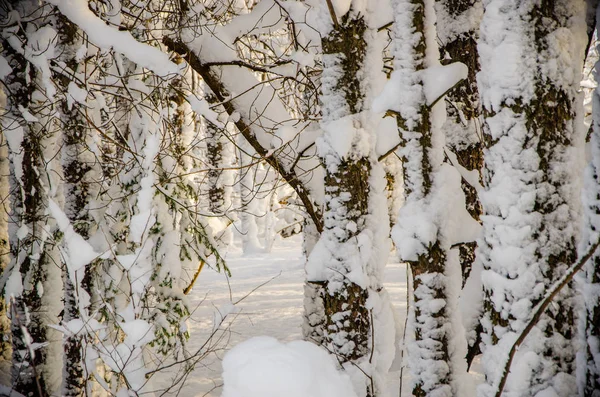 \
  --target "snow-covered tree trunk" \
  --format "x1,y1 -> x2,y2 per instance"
54,16 -> 102,396
238,137 -> 262,253
381,0 -> 479,395
205,94 -> 233,218
202,91 -> 234,247
579,6 -> 600,395
581,106 -> 600,397
477,1 -> 587,395
435,0 -> 482,285
382,156 -> 404,232
302,215 -> 325,345
306,5 -> 395,396
435,0 -> 484,368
